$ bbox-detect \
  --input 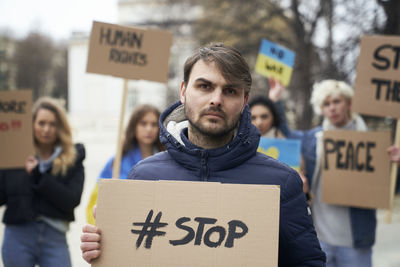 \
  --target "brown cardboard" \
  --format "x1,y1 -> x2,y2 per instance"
322,130 -> 391,209
93,179 -> 280,267
0,90 -> 34,169
86,21 -> 173,83
353,35 -> 400,118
